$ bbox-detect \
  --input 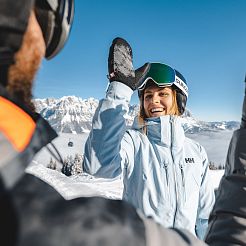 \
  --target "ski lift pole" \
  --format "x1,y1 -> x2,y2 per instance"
241,74 -> 246,128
